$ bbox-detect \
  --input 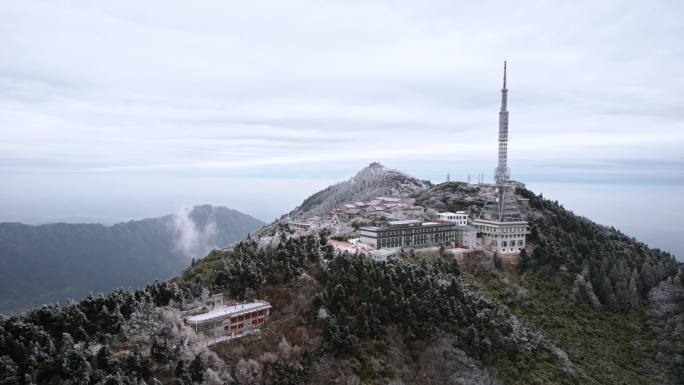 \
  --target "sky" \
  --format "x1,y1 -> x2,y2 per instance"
1,1 -> 683,256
